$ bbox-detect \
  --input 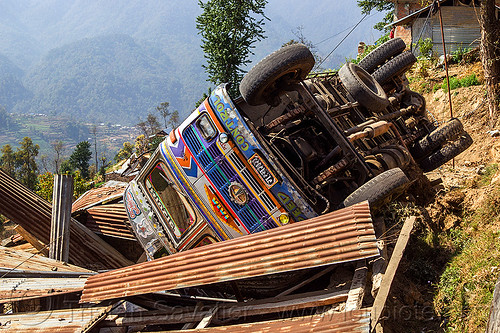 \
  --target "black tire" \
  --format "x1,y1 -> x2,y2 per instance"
338,62 -> 389,112
419,133 -> 473,172
342,168 -> 409,209
411,118 -> 464,159
358,38 -> 407,73
372,51 -> 417,85
240,44 -> 315,106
